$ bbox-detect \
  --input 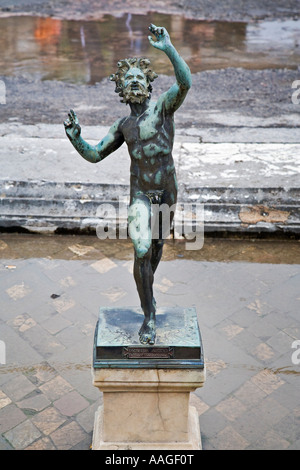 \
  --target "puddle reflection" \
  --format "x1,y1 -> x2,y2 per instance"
0,233 -> 299,264
0,13 -> 299,84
